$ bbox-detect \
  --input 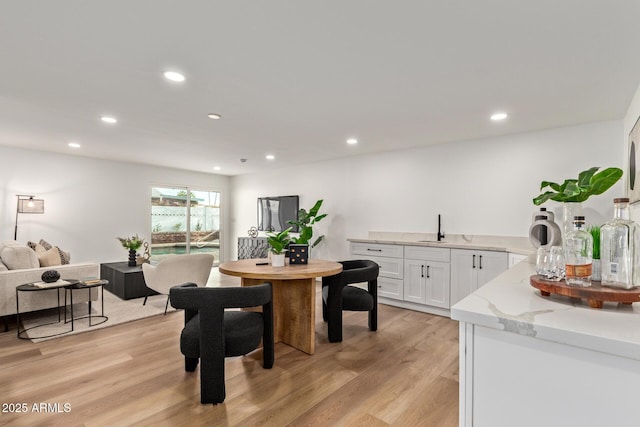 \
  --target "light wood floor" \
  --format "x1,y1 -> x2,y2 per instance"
0,271 -> 459,426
